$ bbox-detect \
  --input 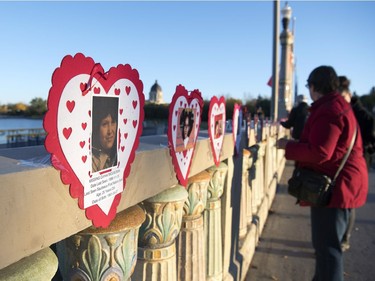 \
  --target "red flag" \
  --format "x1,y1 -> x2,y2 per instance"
267,76 -> 272,87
